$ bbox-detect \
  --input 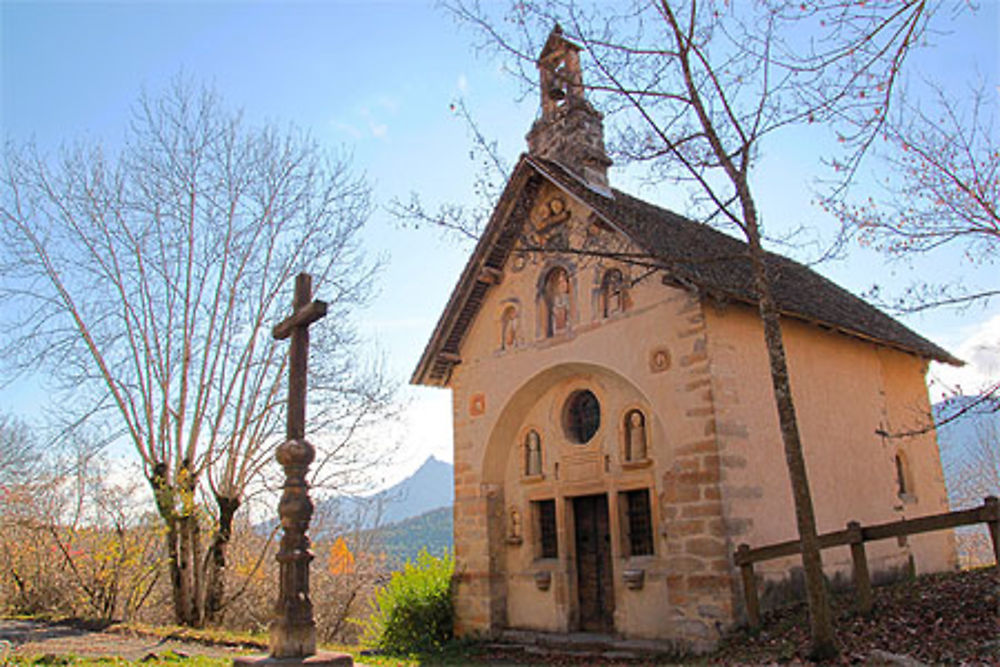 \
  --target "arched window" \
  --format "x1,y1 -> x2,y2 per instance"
543,267 -> 571,337
601,268 -> 625,318
624,409 -> 647,461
